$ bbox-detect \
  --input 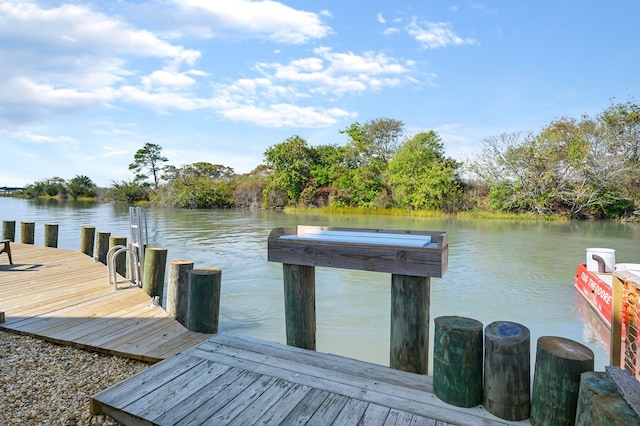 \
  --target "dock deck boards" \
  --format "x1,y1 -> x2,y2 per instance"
92,333 -> 529,425
0,243 -> 210,362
